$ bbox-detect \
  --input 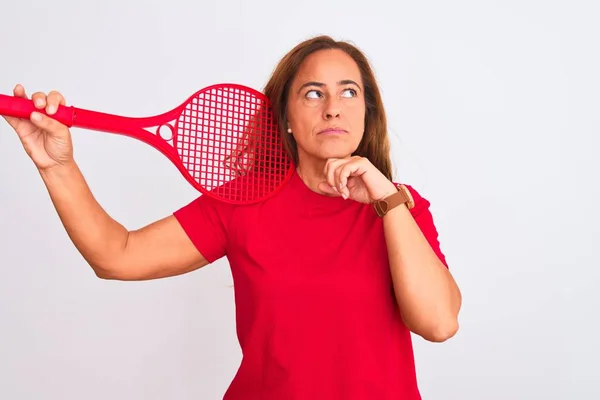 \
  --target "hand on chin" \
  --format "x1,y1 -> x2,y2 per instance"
317,156 -> 397,204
